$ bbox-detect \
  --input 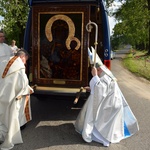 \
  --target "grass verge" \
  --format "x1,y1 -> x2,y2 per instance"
123,50 -> 150,81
